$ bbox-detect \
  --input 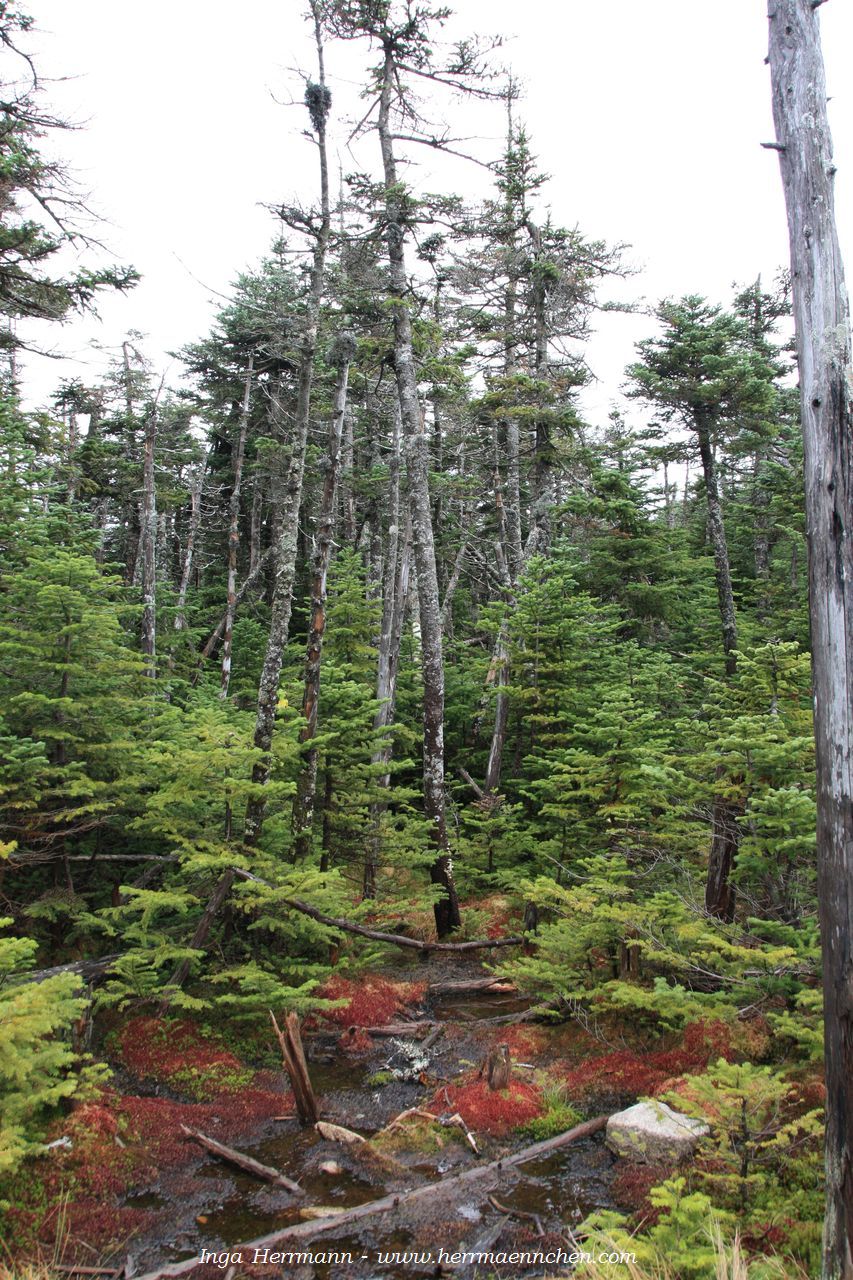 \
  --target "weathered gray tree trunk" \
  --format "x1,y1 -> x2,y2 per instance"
752,448 -> 772,619
377,45 -> 460,934
364,406 -> 411,900
219,357 -> 254,699
174,451 -> 208,631
292,335 -> 355,860
140,405 -> 158,672
244,14 -> 332,848
249,478 -> 263,577
768,4 -> 853,1274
